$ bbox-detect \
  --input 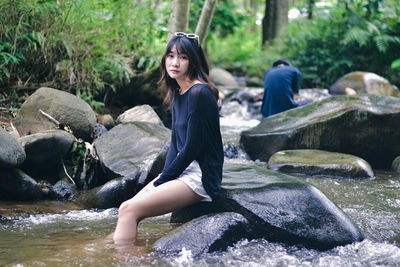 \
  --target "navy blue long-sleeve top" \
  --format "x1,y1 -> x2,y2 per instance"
261,65 -> 301,118
153,84 -> 224,200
